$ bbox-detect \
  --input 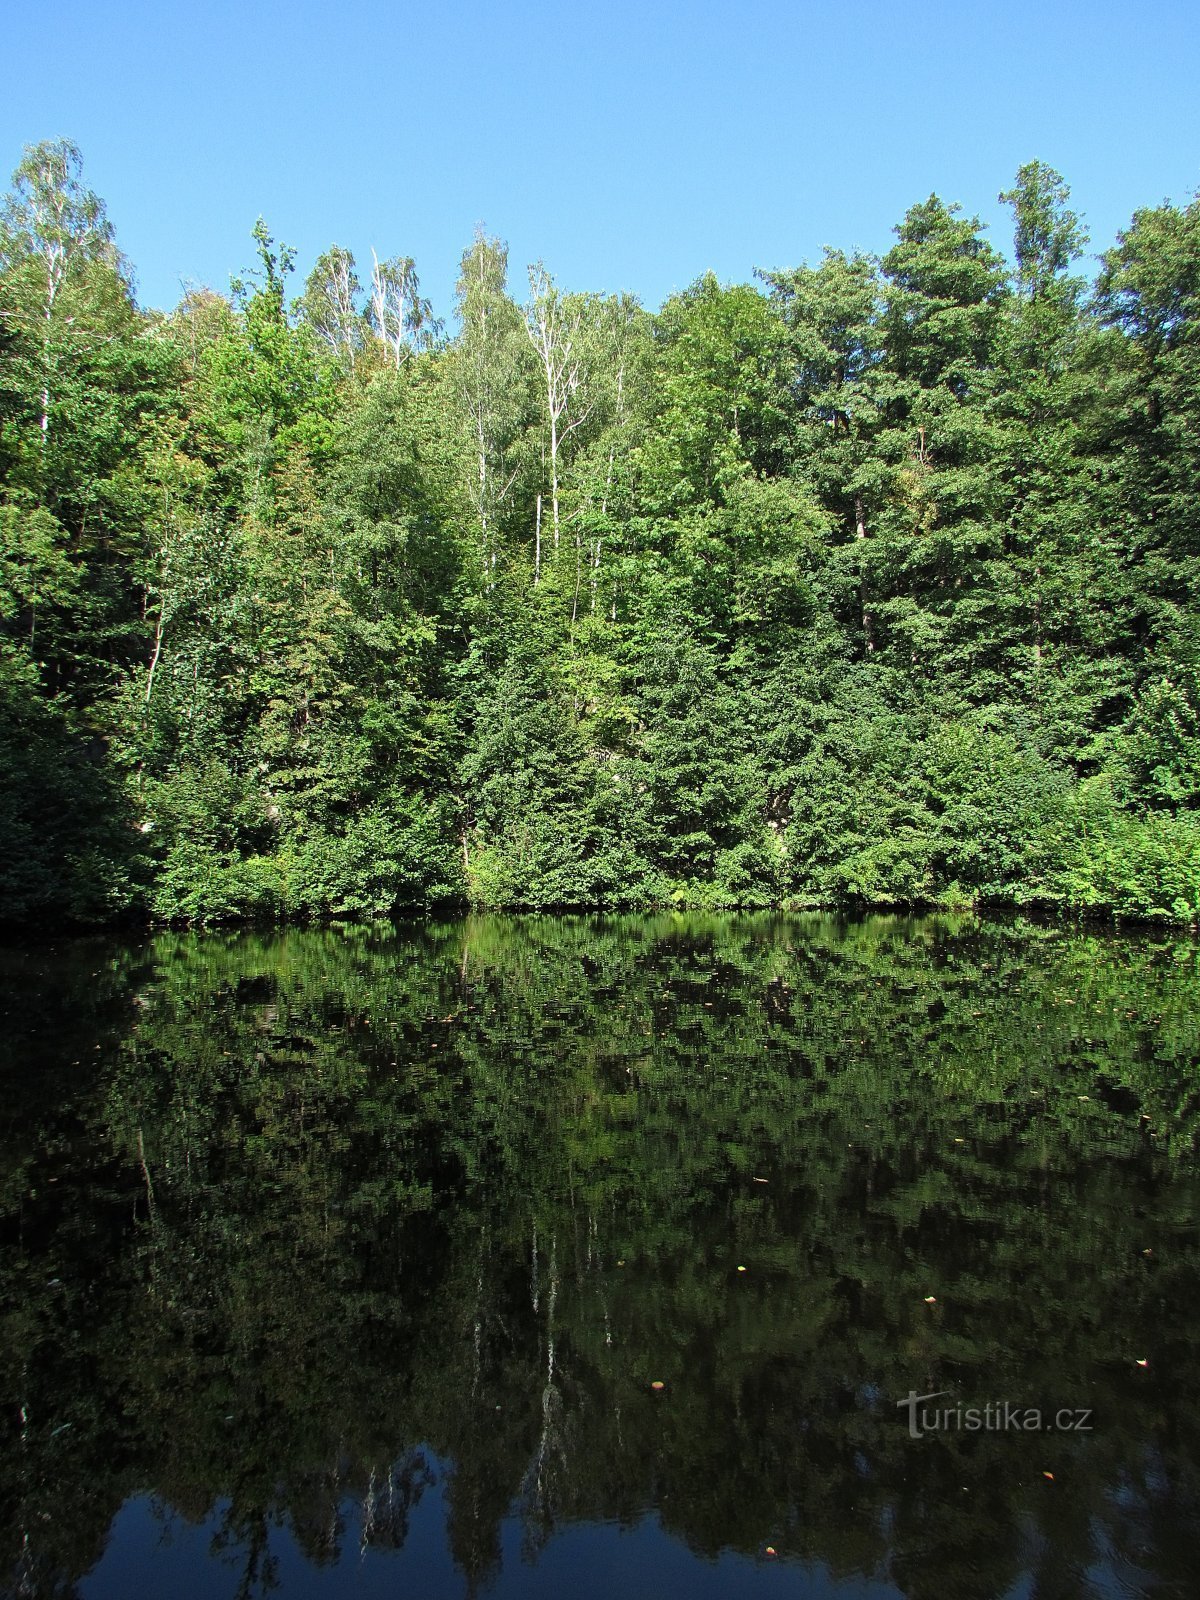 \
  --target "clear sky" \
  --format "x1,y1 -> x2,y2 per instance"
4,0 -> 1198,319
